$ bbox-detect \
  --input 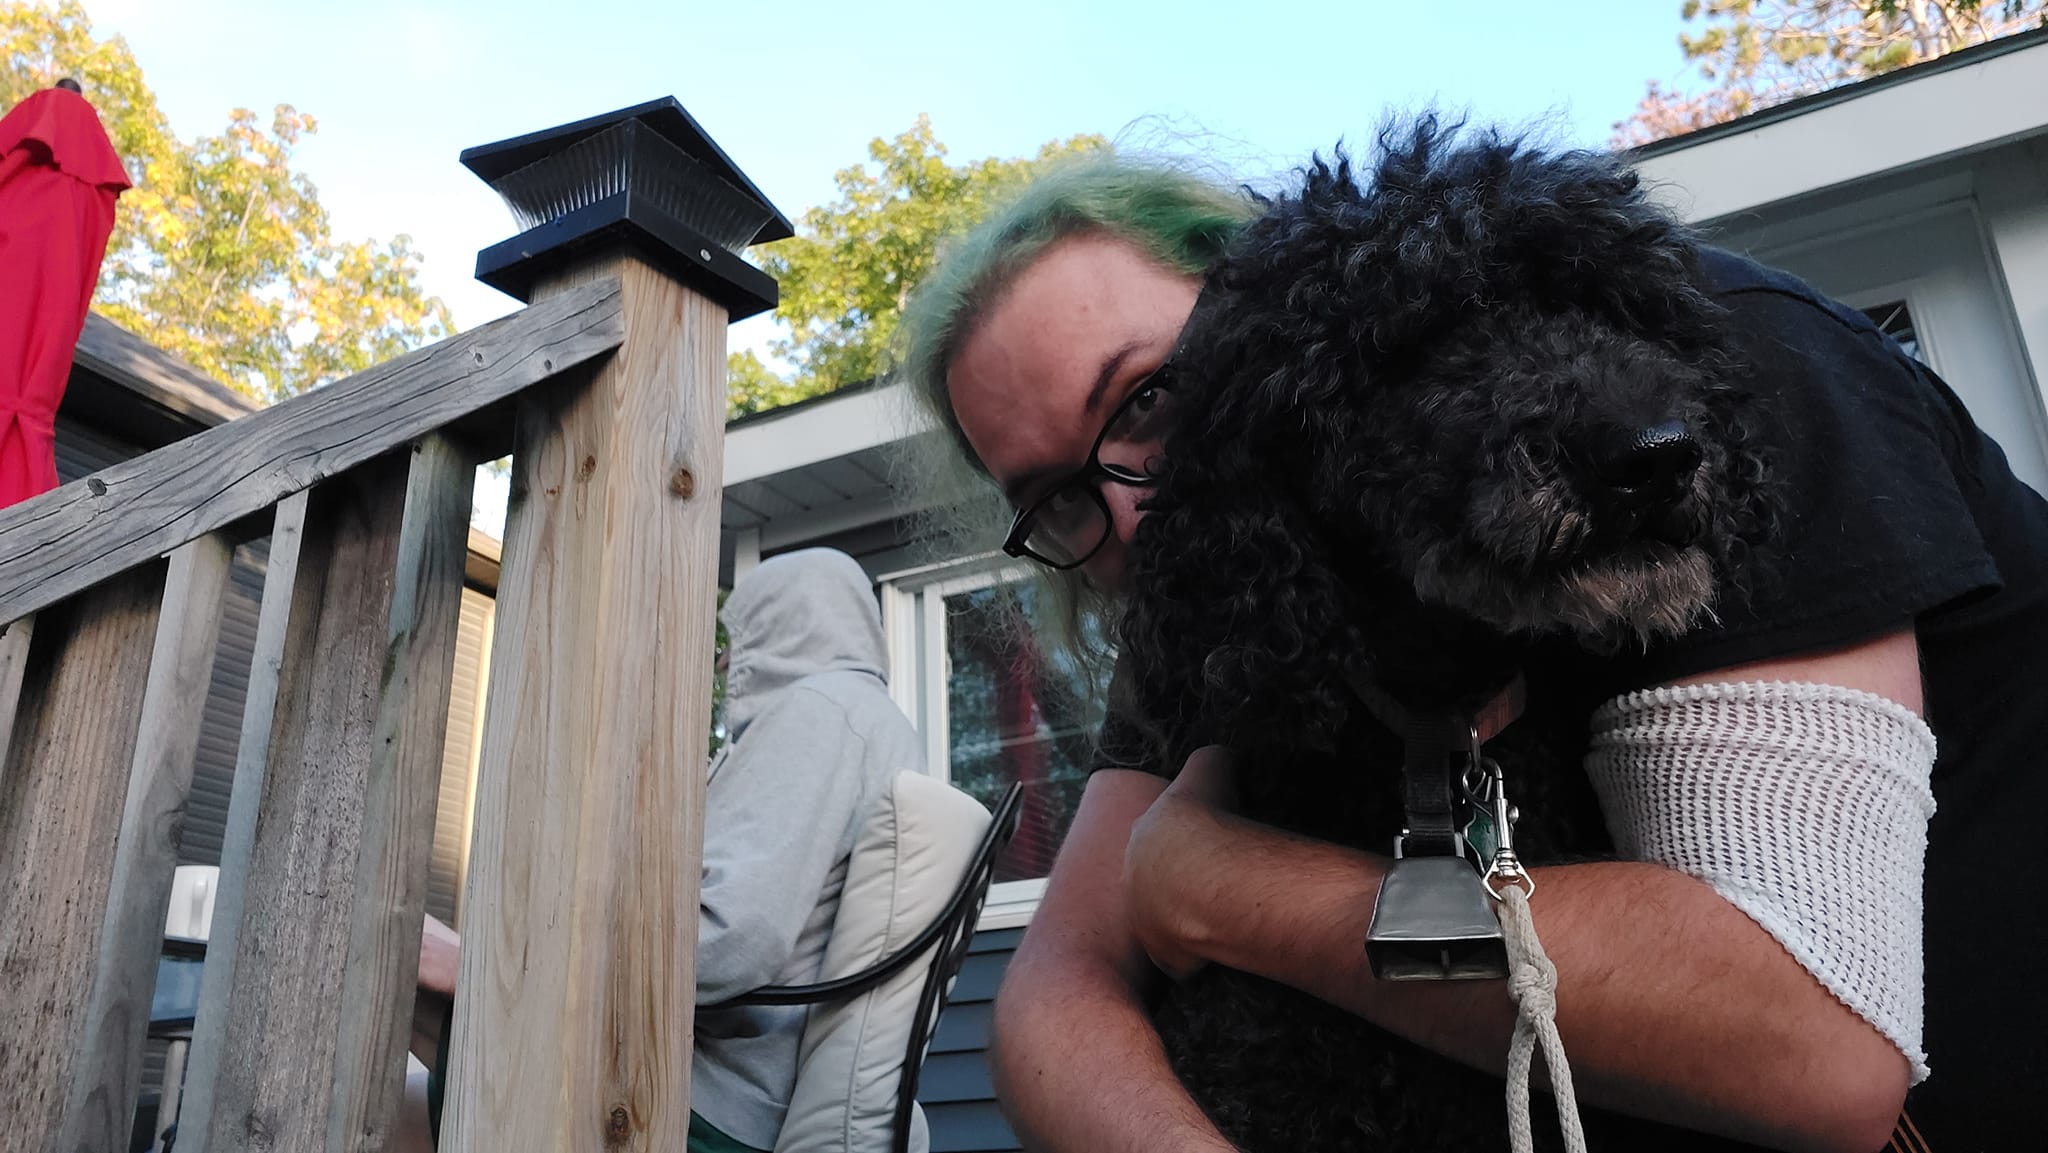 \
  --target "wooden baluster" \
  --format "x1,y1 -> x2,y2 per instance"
171,491 -> 310,1149
0,611 -> 33,783
177,435 -> 475,1152
56,534 -> 236,1151
443,255 -> 725,1150
0,562 -> 171,1140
